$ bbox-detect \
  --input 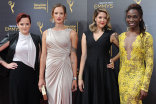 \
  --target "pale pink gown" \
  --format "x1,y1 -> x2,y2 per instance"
45,28 -> 73,104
